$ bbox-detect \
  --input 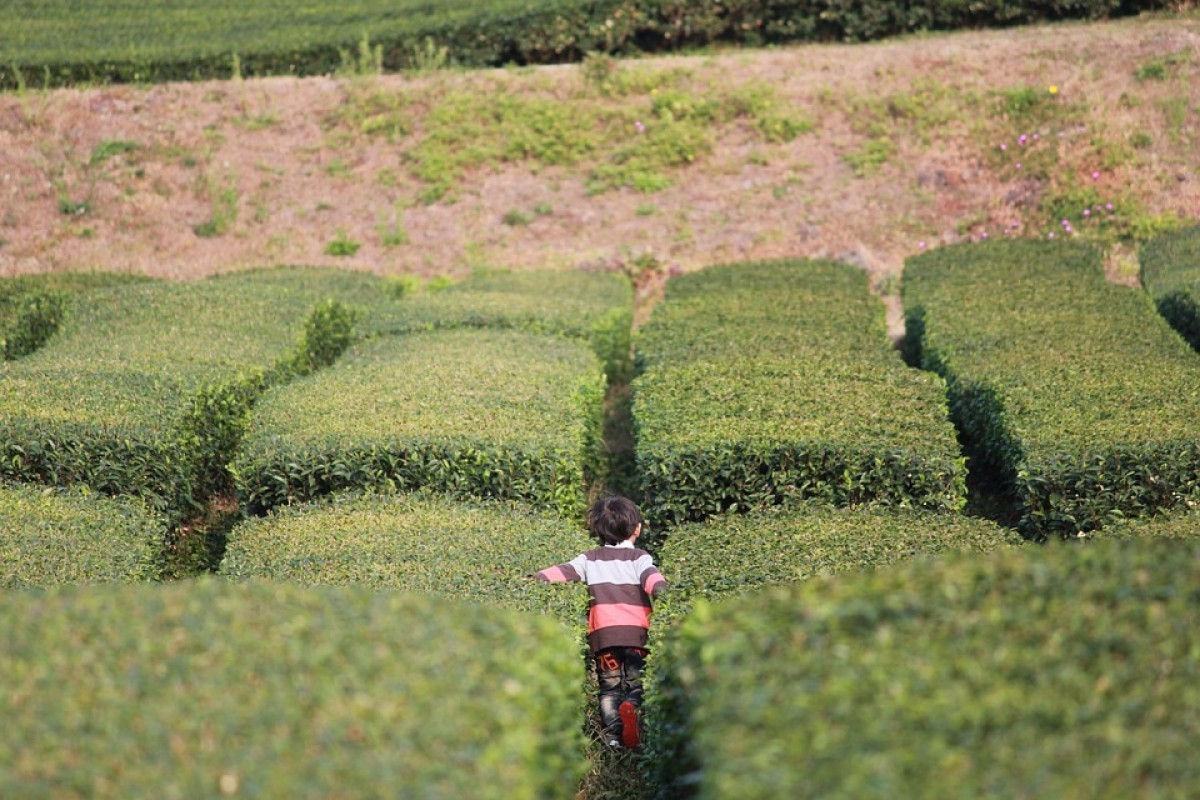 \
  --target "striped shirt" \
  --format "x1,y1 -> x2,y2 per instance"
536,540 -> 668,652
